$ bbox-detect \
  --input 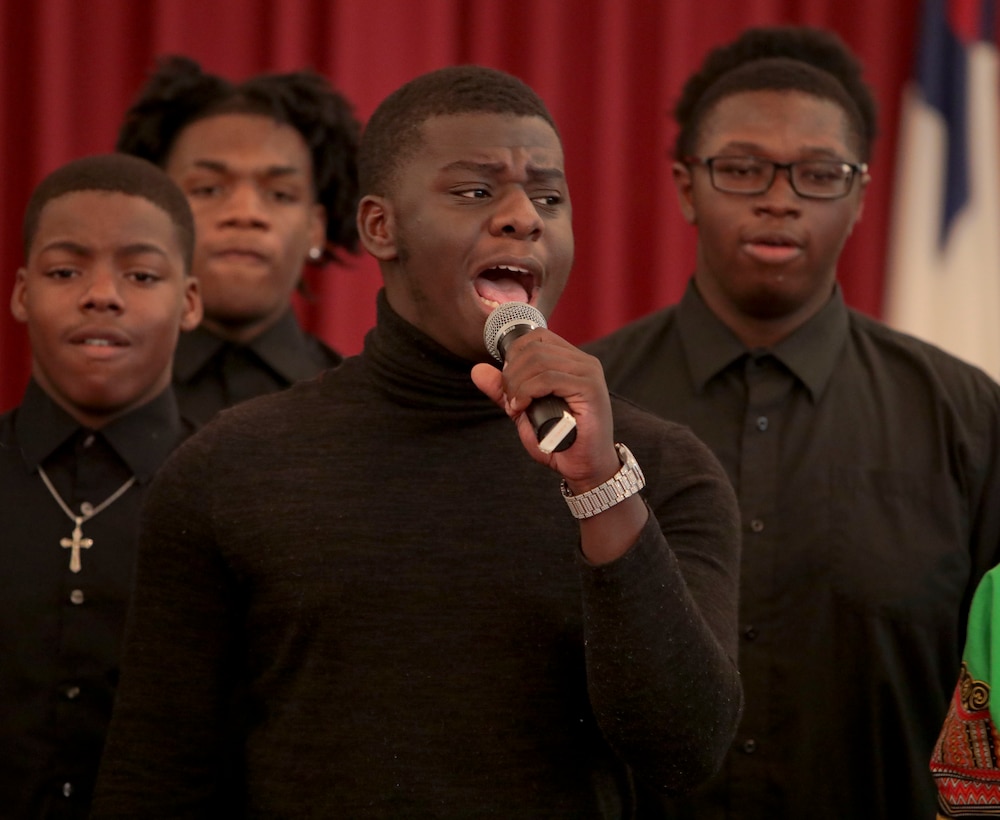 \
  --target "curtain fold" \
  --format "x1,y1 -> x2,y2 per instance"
0,0 -> 920,411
